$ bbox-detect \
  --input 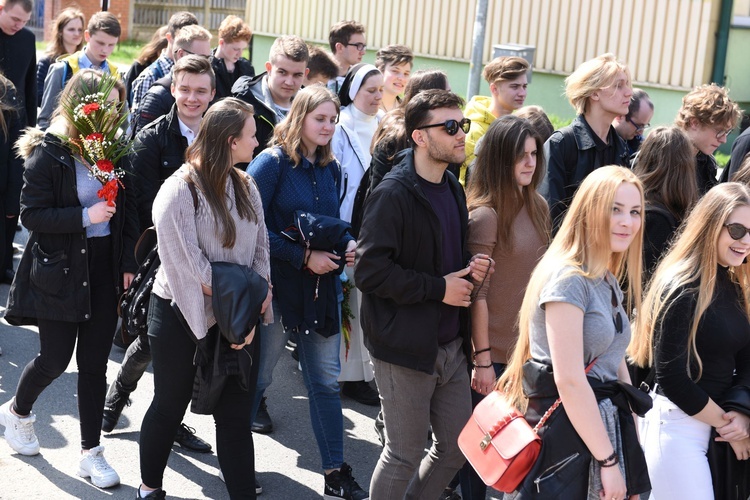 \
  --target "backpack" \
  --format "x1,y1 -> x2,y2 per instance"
117,178 -> 199,345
